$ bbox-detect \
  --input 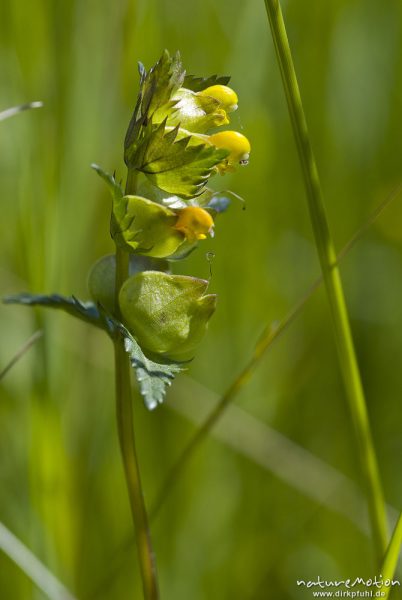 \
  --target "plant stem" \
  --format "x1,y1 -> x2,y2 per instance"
263,0 -> 388,562
113,168 -> 159,599
379,512 -> 402,599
